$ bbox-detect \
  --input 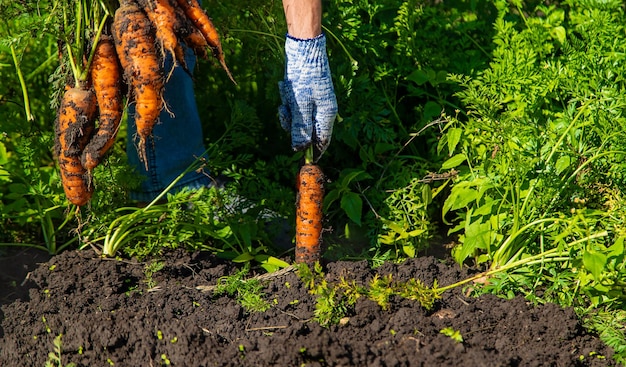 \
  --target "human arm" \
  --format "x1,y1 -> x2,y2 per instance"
283,0 -> 322,38
278,0 -> 338,161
